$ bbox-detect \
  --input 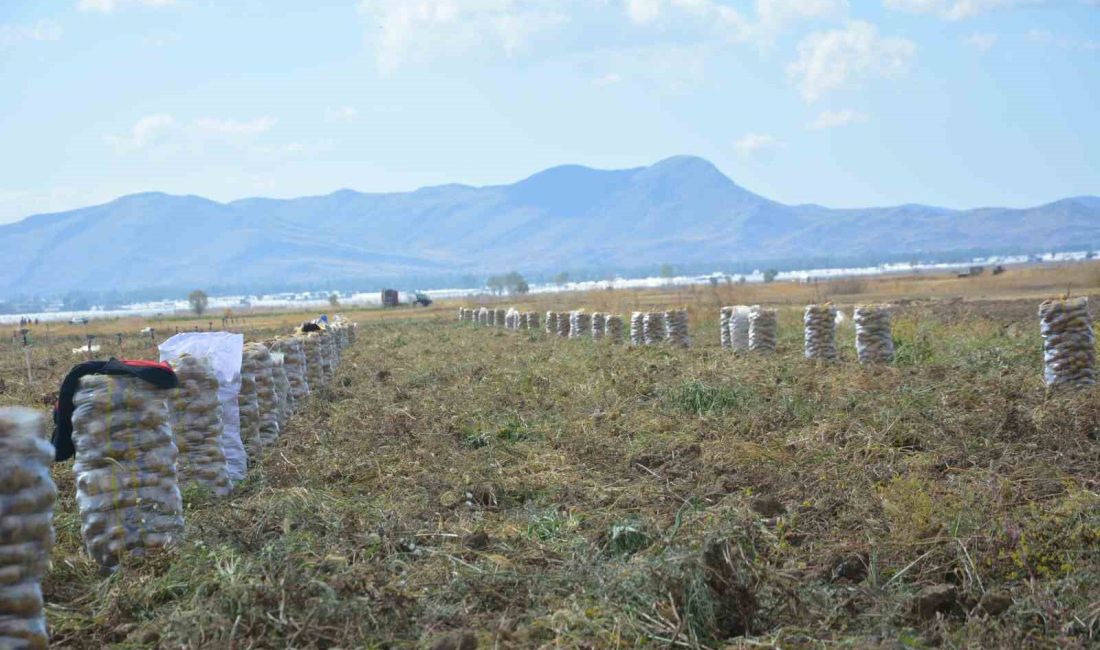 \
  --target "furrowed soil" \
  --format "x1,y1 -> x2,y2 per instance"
4,291 -> 1100,647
